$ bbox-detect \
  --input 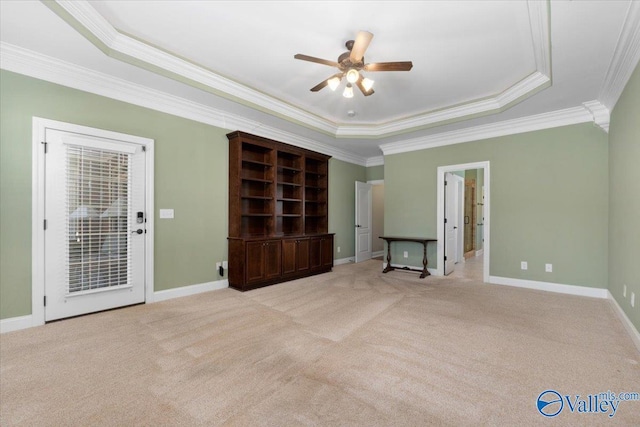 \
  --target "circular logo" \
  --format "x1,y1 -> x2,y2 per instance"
537,390 -> 564,417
